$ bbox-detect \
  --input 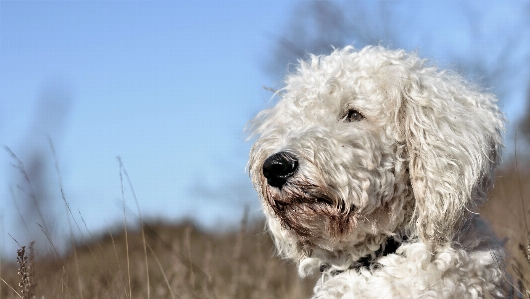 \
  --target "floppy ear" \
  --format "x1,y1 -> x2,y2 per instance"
400,68 -> 504,245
